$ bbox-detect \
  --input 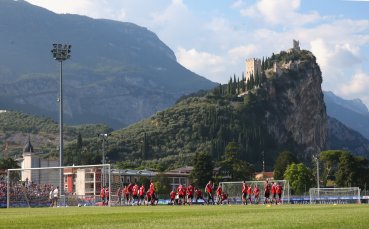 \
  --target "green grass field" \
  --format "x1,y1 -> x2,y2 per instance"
1,204 -> 369,229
